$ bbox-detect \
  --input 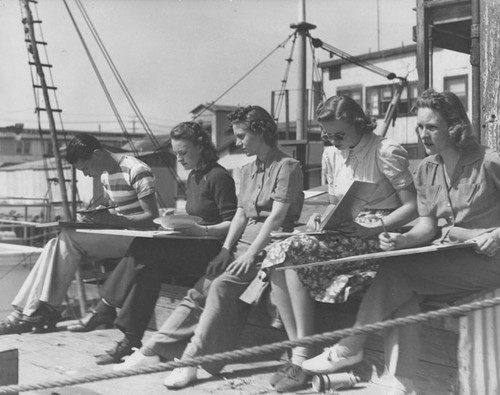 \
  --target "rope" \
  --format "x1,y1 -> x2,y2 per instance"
193,33 -> 295,121
1,295 -> 500,394
272,33 -> 297,124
